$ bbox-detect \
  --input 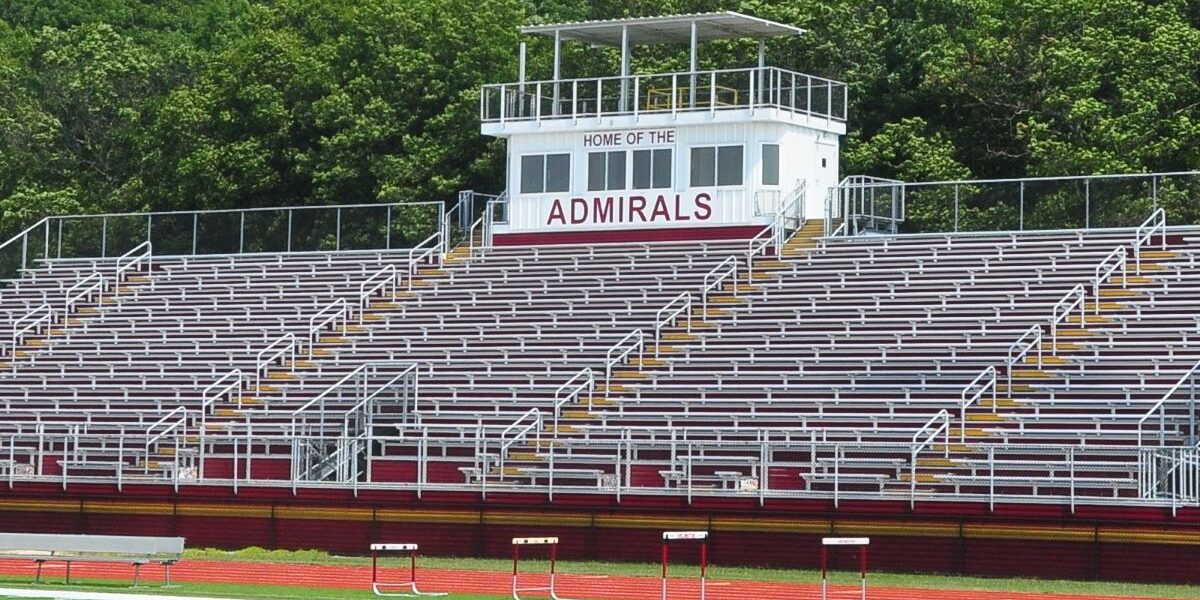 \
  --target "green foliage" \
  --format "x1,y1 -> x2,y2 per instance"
2,0 -> 1200,240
